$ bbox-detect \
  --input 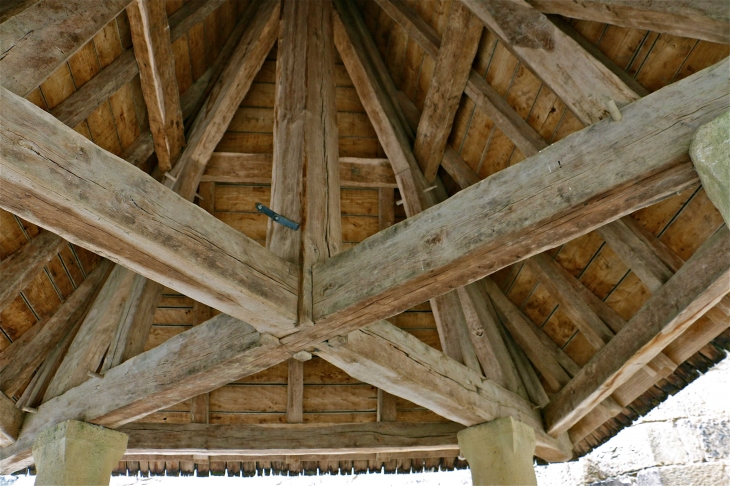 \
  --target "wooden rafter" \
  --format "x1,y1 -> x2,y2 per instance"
315,320 -> 573,462
125,0 -> 185,172
312,58 -> 726,333
460,0 -> 639,124
527,0 -> 730,45
0,231 -> 64,315
0,314 -> 288,473
0,80 -> 299,335
544,226 -> 730,435
0,0 -> 133,96
412,2 -> 482,182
